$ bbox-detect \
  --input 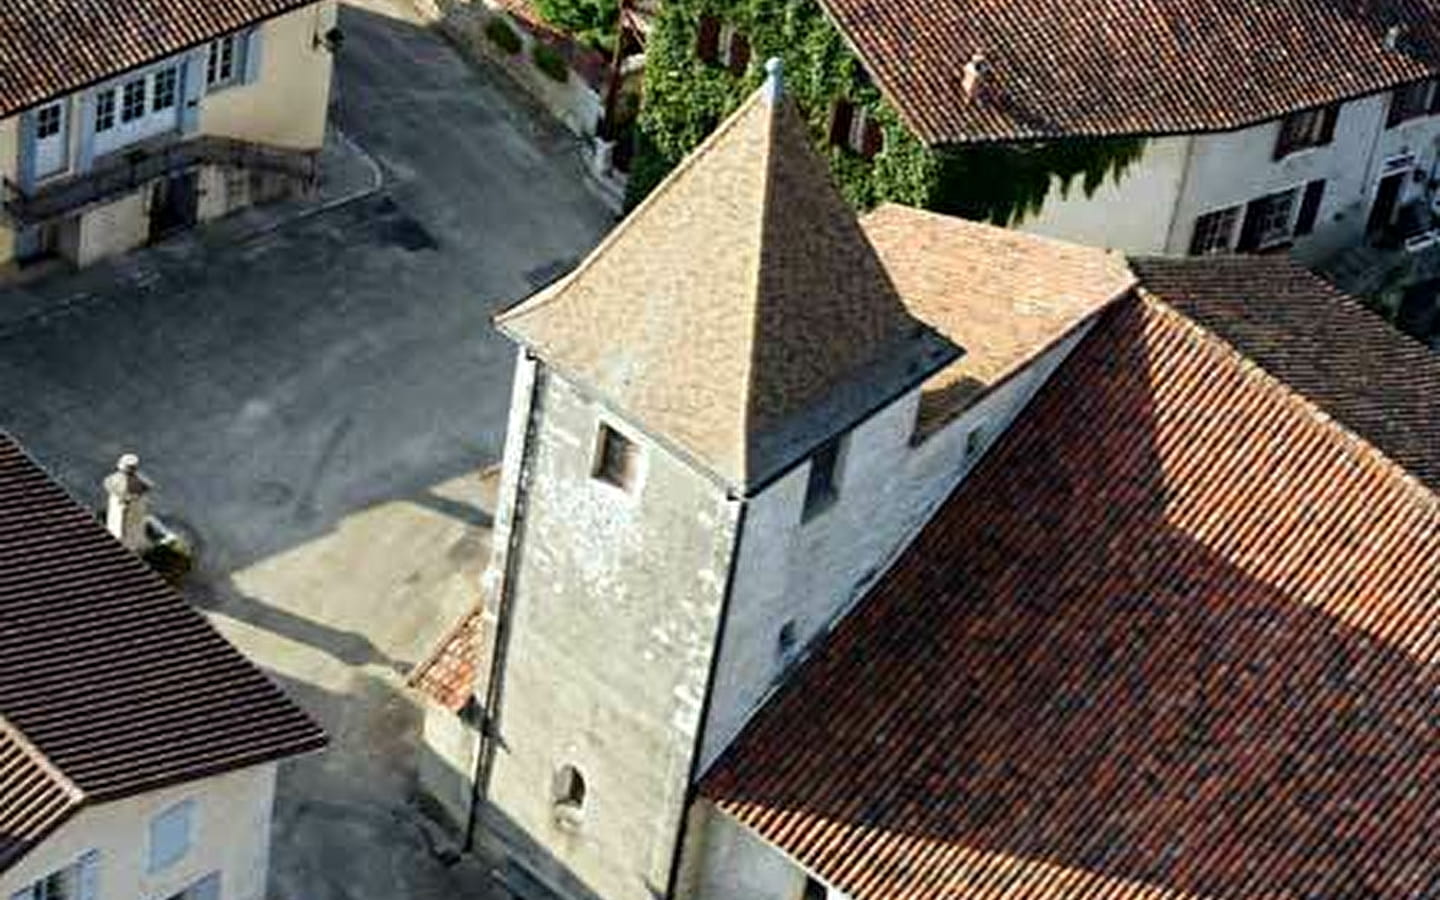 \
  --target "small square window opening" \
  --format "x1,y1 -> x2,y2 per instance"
802,436 -> 844,521
94,91 -> 116,133
121,79 -> 146,123
593,424 -> 639,490
36,104 -> 62,139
